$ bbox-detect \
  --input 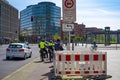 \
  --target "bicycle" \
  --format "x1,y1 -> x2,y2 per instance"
90,45 -> 97,52
40,48 -> 48,61
48,48 -> 54,62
